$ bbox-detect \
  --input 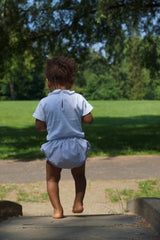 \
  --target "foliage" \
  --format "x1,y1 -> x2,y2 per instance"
0,0 -> 160,99
105,179 -> 160,204
0,52 -> 45,100
154,86 -> 160,100
76,35 -> 160,100
79,51 -> 120,100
